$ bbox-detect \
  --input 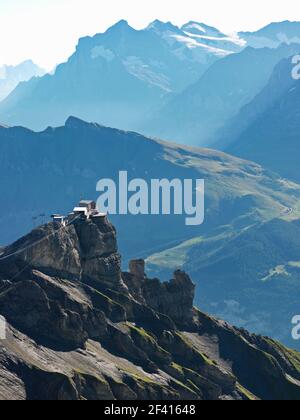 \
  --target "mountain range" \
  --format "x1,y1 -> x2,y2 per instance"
1,117 -> 300,350
1,20 -> 300,137
0,60 -> 45,102
239,21 -> 300,48
0,20 -> 235,132
1,213 -> 300,400
215,56 -> 300,184
1,18 -> 300,399
145,43 -> 300,146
